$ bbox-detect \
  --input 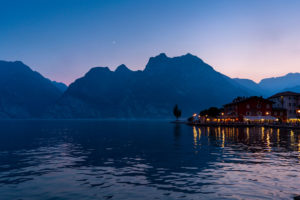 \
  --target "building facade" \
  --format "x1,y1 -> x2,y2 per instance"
268,91 -> 300,120
272,108 -> 287,122
224,96 -> 274,122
